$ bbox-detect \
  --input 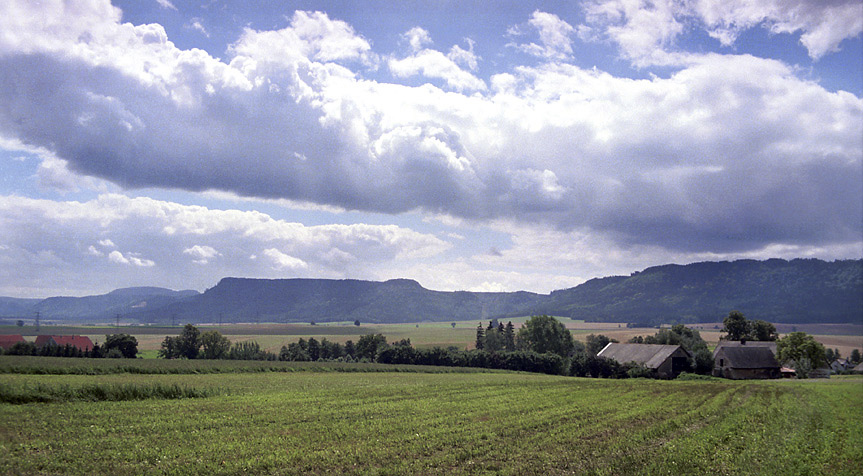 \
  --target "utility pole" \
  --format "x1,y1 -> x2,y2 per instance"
219,313 -> 223,327
35,311 -> 40,331
115,313 -> 120,328
171,313 -> 177,327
